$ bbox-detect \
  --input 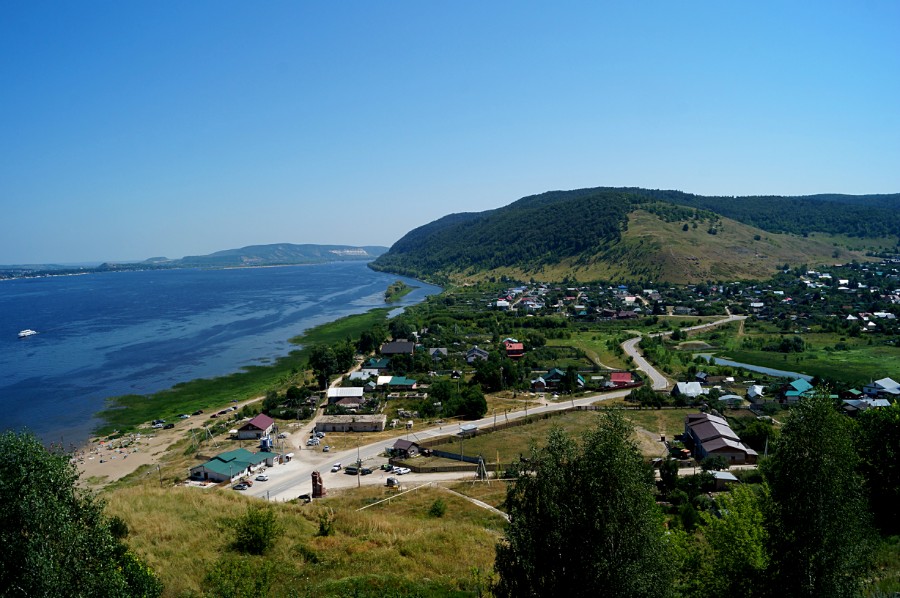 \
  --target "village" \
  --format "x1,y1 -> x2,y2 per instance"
127,256 -> 900,502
